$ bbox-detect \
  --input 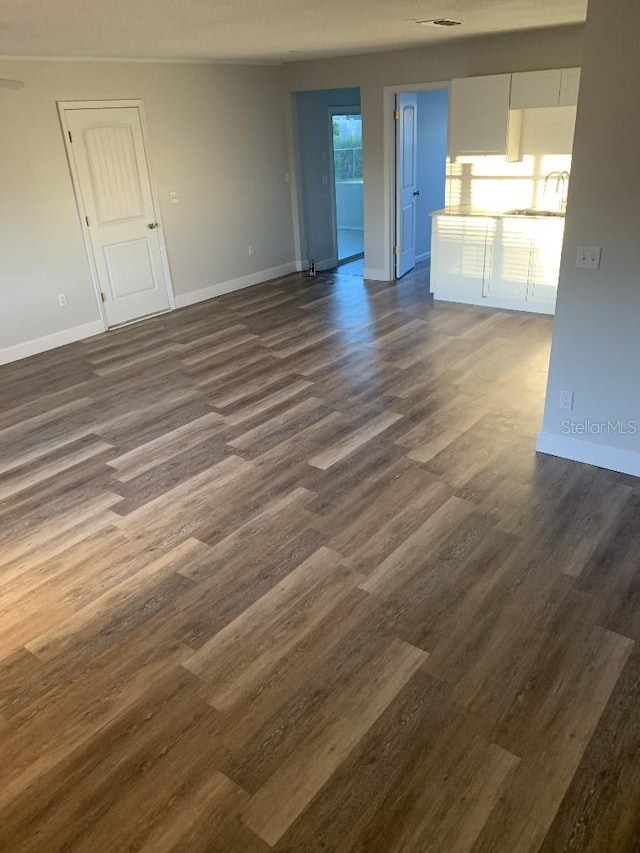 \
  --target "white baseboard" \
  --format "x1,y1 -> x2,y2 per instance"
0,263 -> 300,366
174,261 -> 298,309
364,267 -> 392,282
536,430 -> 640,478
415,251 -> 431,263
316,257 -> 337,273
0,319 -> 105,366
